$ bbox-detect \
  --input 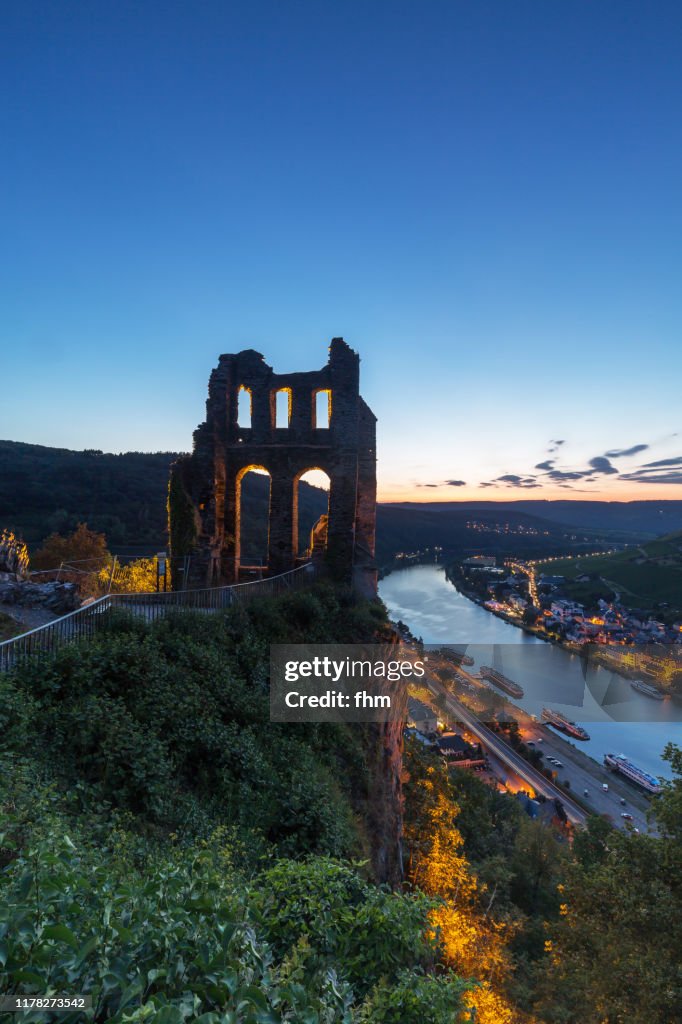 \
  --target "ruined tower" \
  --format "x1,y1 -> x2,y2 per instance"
169,338 -> 377,595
